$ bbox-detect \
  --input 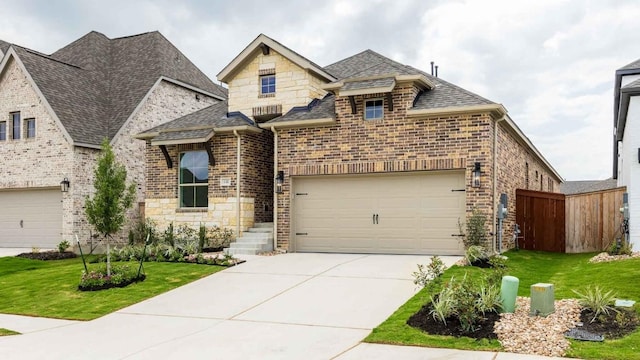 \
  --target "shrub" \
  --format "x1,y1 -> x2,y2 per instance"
57,240 -> 70,253
476,283 -> 502,315
78,263 -> 145,291
198,224 -> 208,252
130,218 -> 159,245
465,245 -> 488,264
175,224 -> 197,245
164,223 -> 175,247
208,226 -> 234,249
430,286 -> 455,324
413,256 -> 446,287
464,208 -> 488,248
573,286 -> 619,323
